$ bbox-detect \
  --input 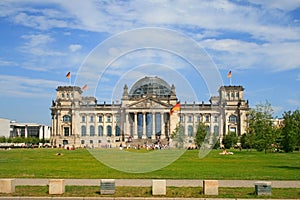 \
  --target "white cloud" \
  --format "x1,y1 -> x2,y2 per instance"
2,0 -> 299,43
0,58 -> 18,67
201,39 -> 300,71
248,0 -> 300,11
0,75 -> 65,98
69,44 -> 82,52
20,34 -> 65,56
